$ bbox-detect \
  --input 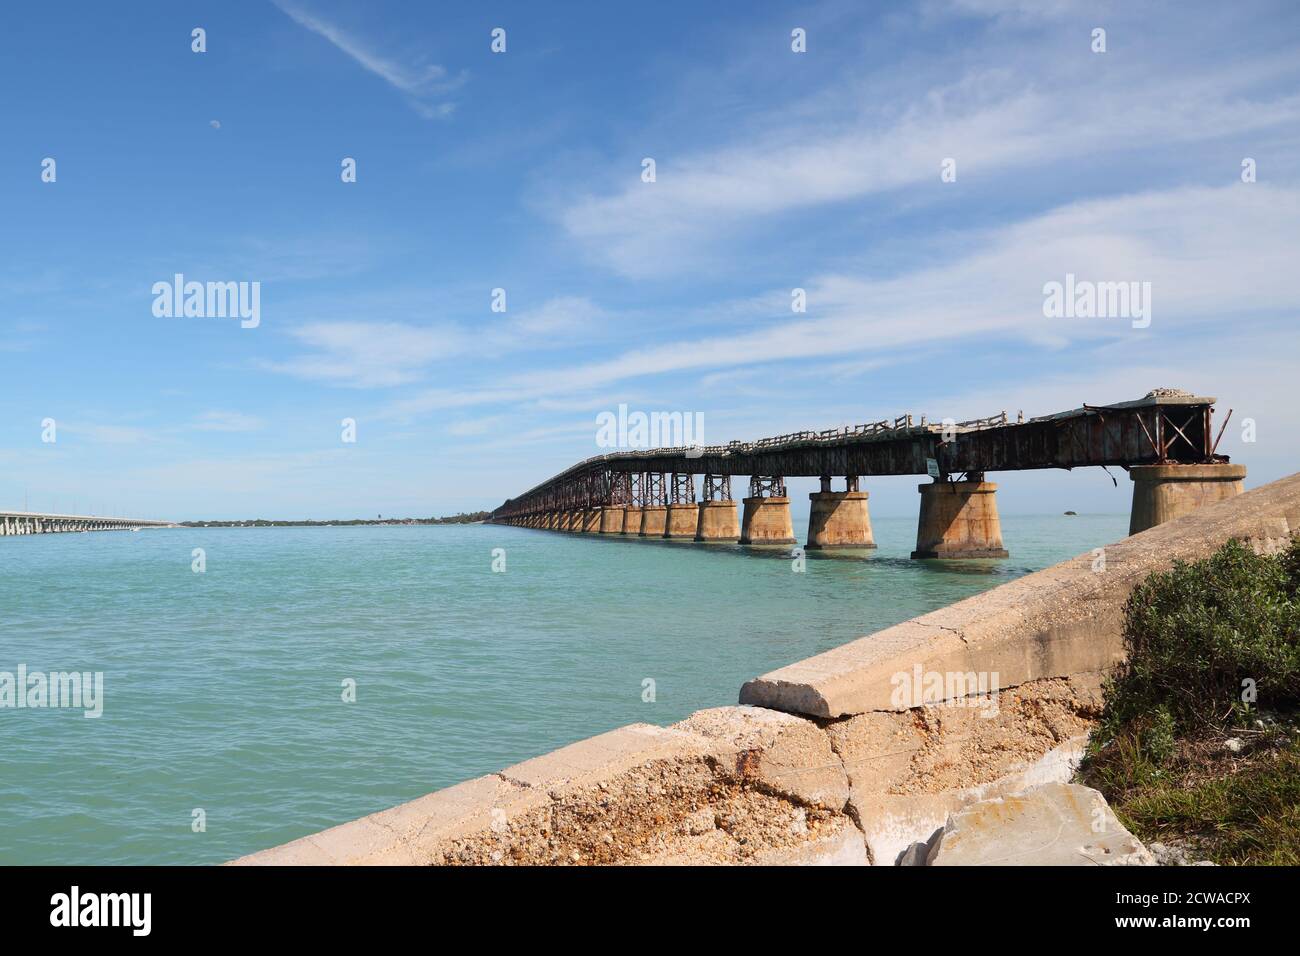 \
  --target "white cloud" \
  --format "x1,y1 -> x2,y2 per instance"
263,297 -> 604,389
263,321 -> 464,388
412,184 -> 1300,404
554,53 -> 1300,277
272,0 -> 466,119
